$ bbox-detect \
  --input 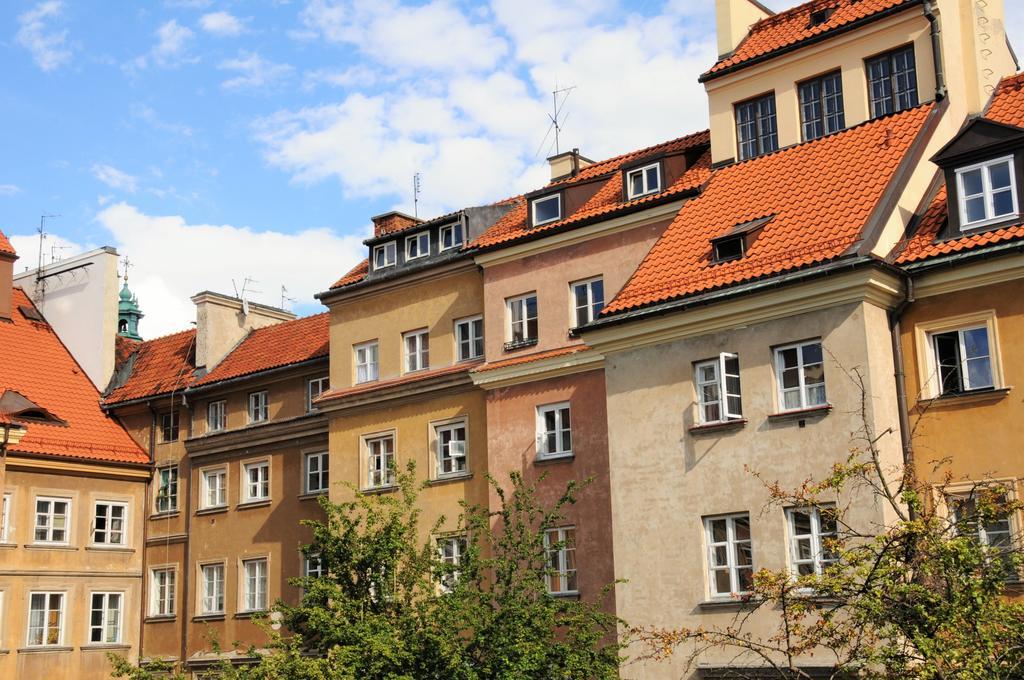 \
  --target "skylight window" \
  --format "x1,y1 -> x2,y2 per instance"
713,236 -> 746,262
626,162 -> 661,199
808,7 -> 835,28
531,194 -> 562,226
